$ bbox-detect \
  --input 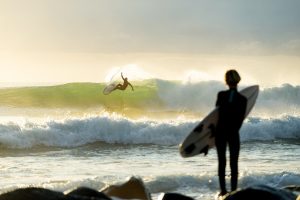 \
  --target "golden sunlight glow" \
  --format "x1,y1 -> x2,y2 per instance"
0,0 -> 299,87
0,52 -> 300,87
183,70 -> 214,83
